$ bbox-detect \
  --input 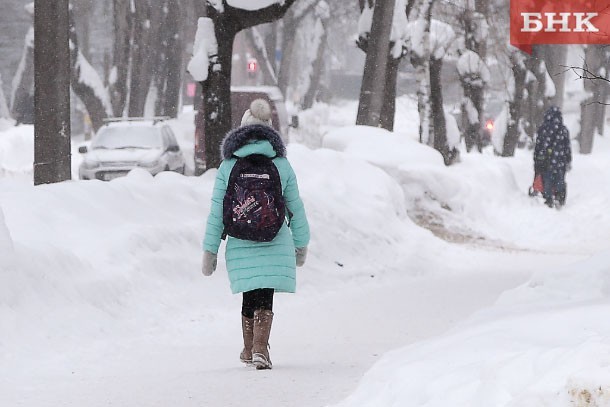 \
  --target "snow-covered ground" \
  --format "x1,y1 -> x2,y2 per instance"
1,100 -> 610,407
